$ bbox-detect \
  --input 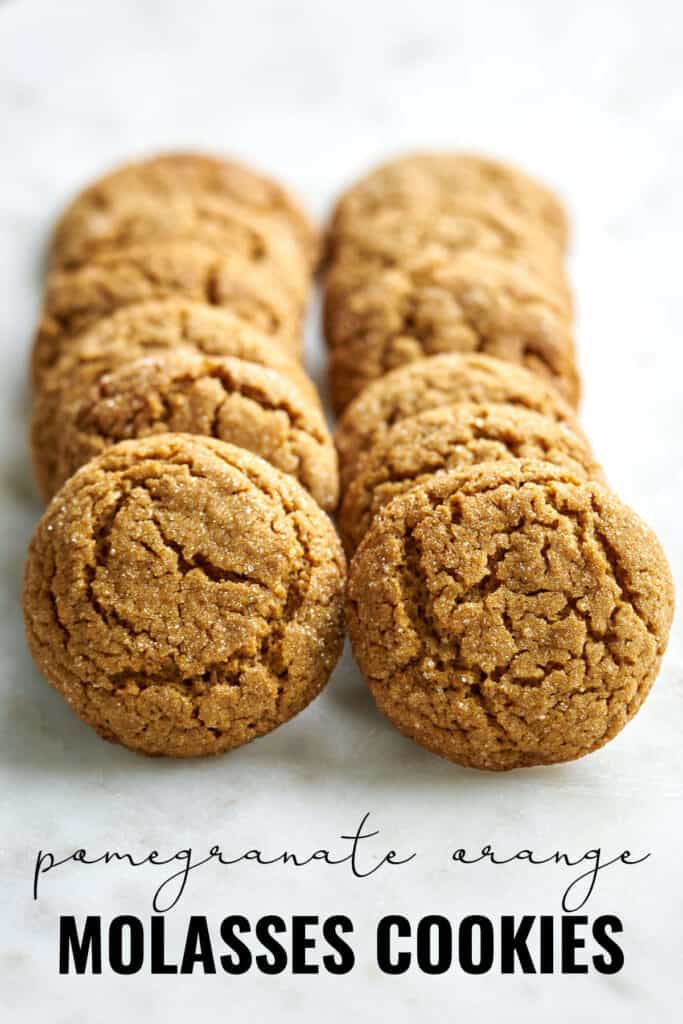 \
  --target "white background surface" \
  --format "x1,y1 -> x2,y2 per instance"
1,0 -> 682,1020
